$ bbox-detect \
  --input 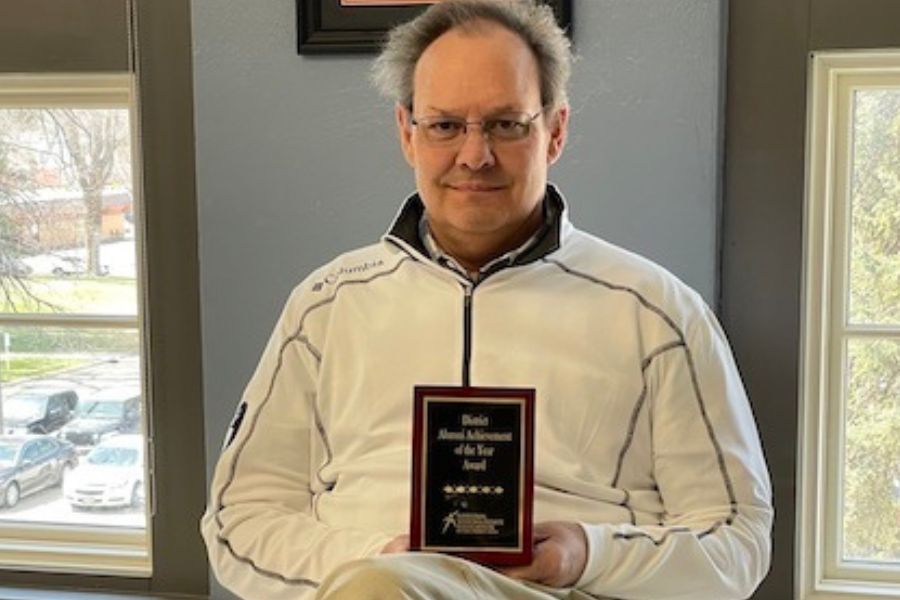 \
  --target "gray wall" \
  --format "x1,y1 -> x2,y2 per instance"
191,1 -> 722,596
